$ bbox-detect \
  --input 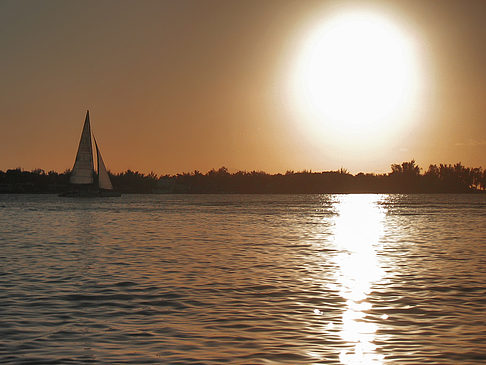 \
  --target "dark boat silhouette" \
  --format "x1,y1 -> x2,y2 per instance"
60,111 -> 121,197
